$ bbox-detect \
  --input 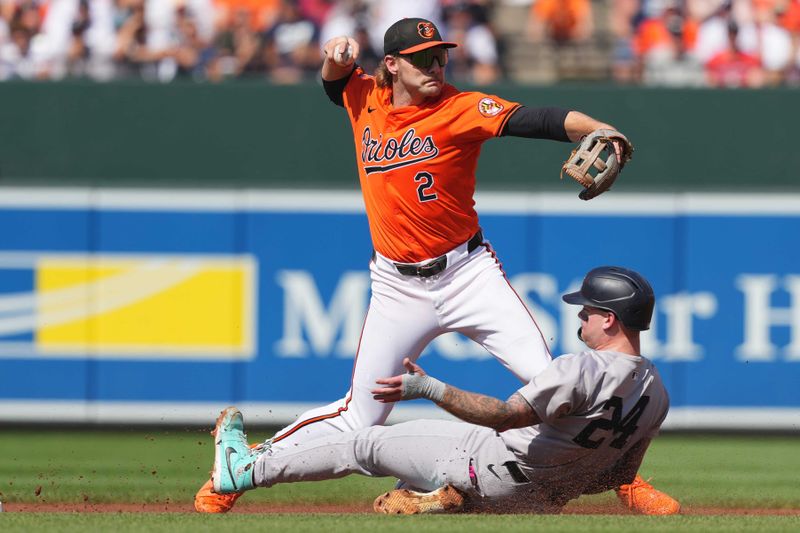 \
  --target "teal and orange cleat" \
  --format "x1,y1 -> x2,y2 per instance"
195,441 -> 267,513
211,407 -> 266,495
